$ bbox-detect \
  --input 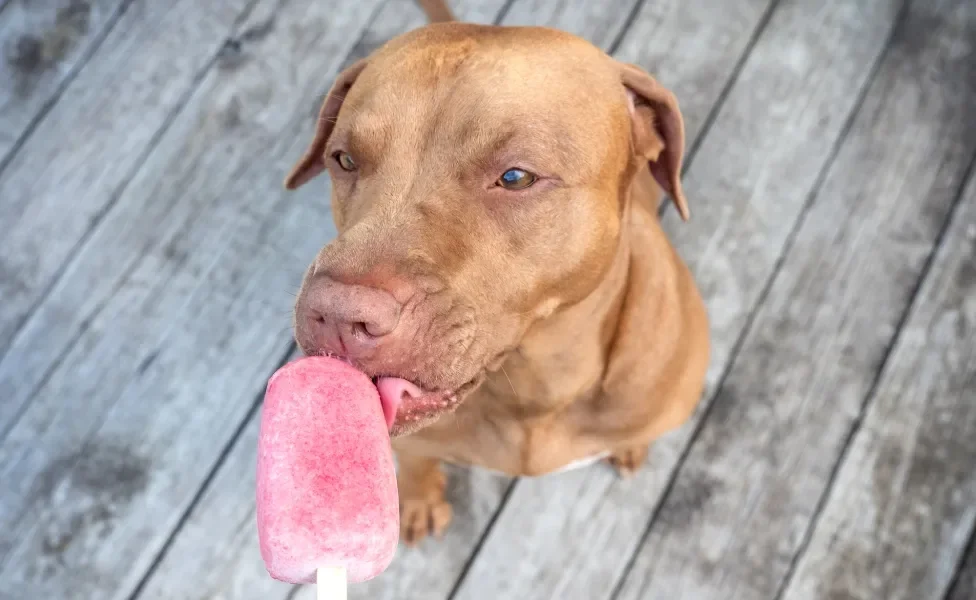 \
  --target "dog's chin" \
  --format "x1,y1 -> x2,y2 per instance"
387,372 -> 485,438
